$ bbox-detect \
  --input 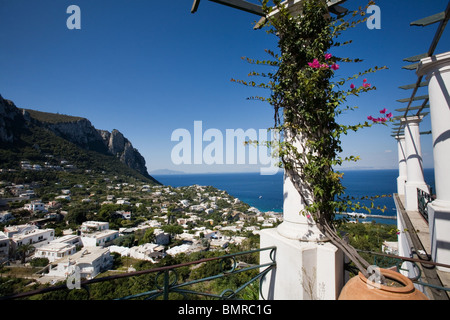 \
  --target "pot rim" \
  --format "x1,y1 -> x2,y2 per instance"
358,268 -> 415,294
